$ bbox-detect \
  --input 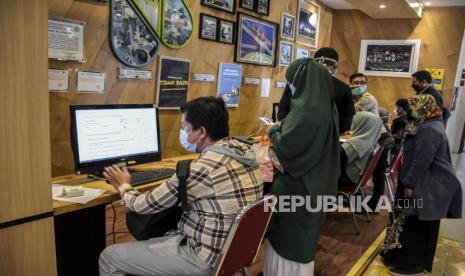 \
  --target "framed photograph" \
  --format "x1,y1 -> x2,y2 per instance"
217,63 -> 243,107
161,0 -> 194,48
256,0 -> 270,16
358,39 -> 421,78
157,56 -> 191,109
201,0 -> 236,14
235,12 -> 279,67
279,41 -> 293,66
218,19 -> 235,44
296,47 -> 309,59
130,0 -> 161,35
130,0 -> 193,49
240,0 -> 255,11
296,0 -> 320,48
280,12 -> 296,41
110,0 -> 160,67
199,13 -> 218,41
